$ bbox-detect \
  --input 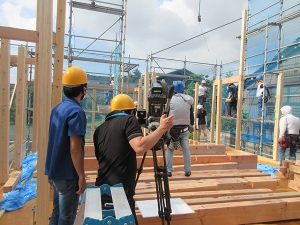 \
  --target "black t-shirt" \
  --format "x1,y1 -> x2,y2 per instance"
93,113 -> 143,197
197,110 -> 206,125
